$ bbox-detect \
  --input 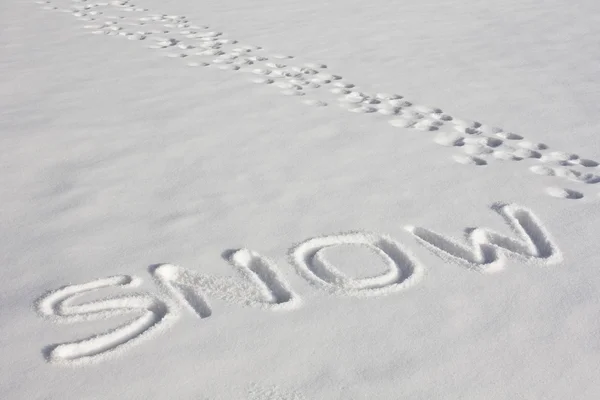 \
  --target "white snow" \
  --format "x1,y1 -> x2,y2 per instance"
1,0 -> 600,398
